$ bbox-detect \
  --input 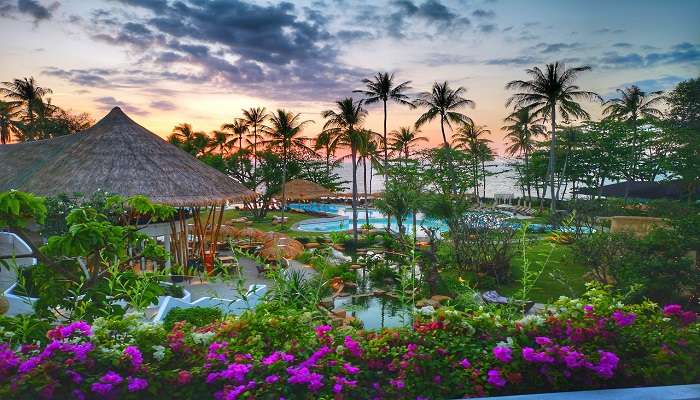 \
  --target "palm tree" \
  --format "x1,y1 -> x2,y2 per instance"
389,126 -> 428,160
314,130 -> 337,178
354,72 -> 413,176
0,101 -> 21,144
506,62 -> 600,211
241,107 -> 268,184
322,98 -> 367,242
263,110 -> 314,225
503,107 -> 546,201
355,129 -> 382,226
454,122 -> 492,200
603,85 -> 666,196
414,81 -> 475,148
169,123 -> 209,156
221,118 -> 249,152
208,130 -> 231,154
0,77 -> 52,129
